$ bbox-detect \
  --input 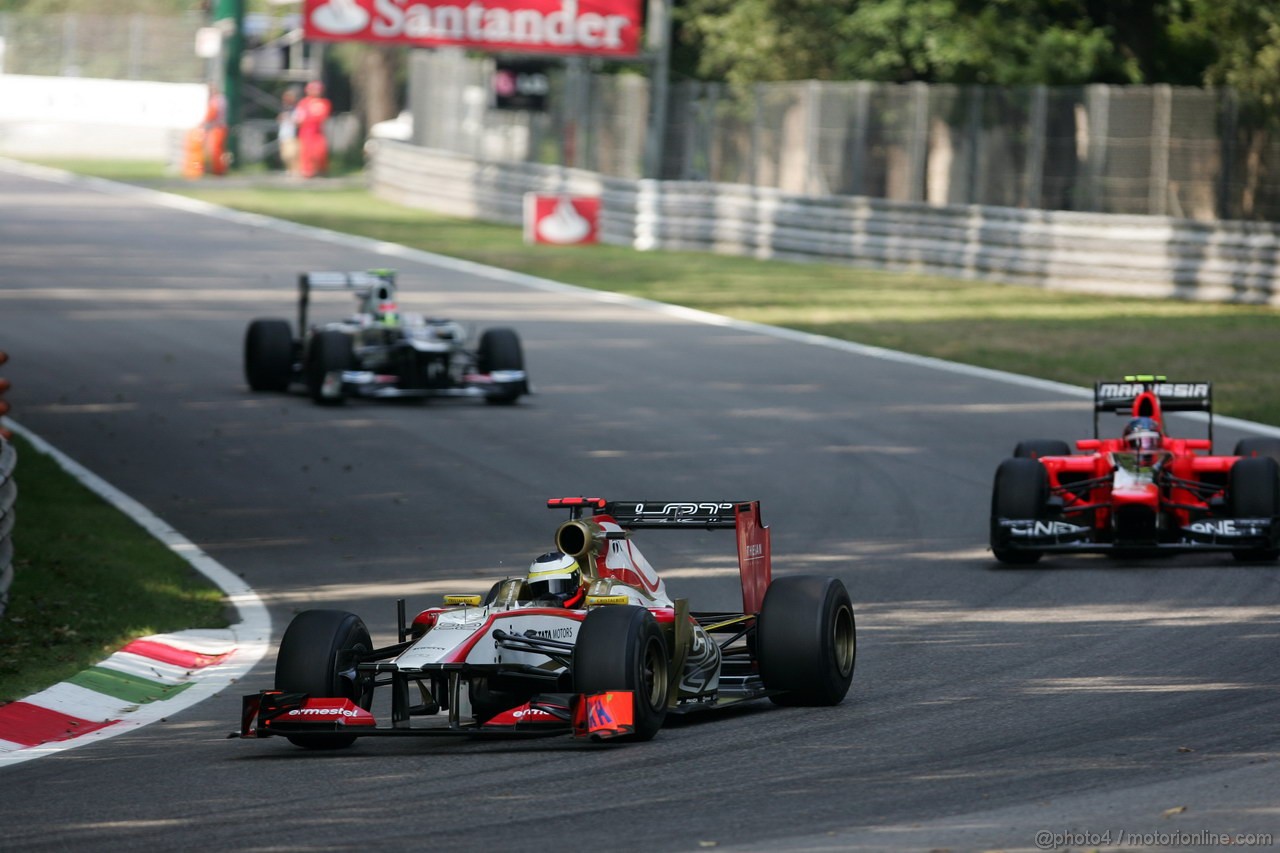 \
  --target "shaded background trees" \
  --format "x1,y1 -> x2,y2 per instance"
674,0 -> 1276,99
